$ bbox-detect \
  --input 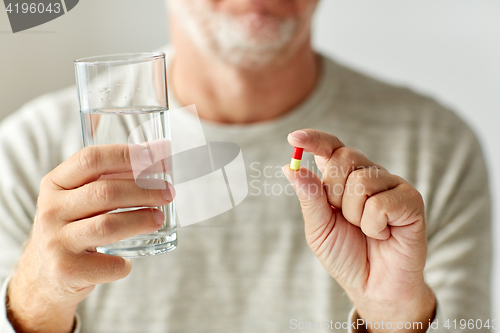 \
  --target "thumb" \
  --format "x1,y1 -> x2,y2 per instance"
282,165 -> 333,231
